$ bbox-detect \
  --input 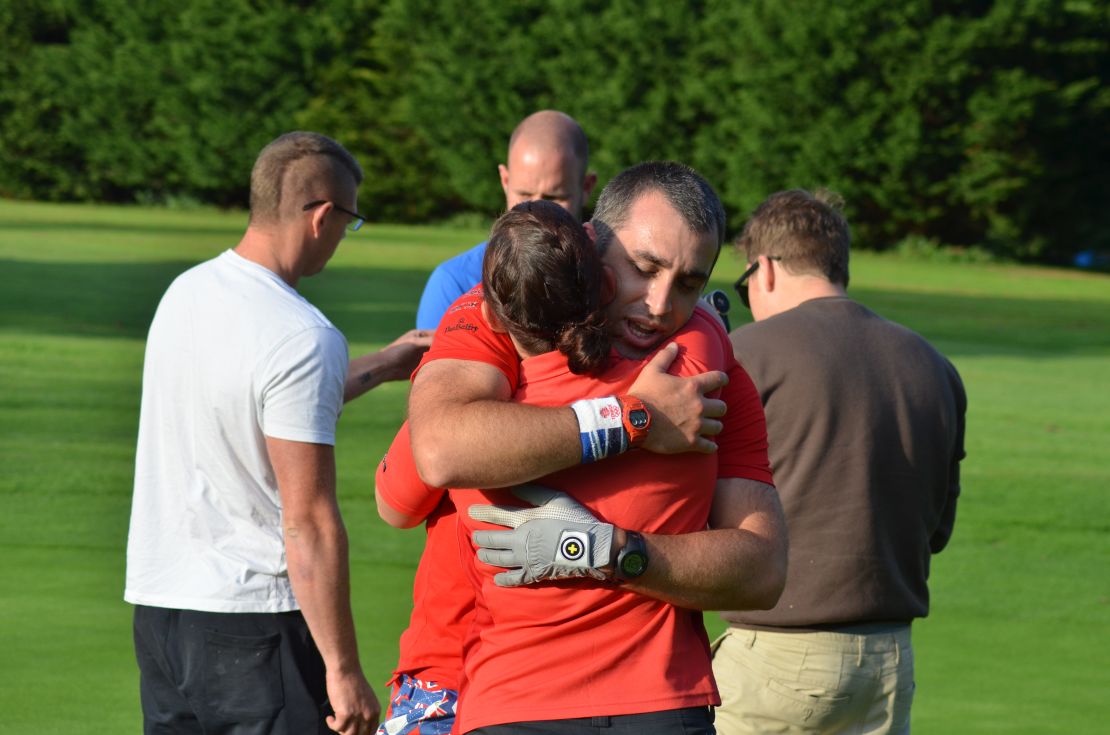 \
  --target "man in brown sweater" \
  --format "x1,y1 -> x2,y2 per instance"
713,189 -> 967,734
